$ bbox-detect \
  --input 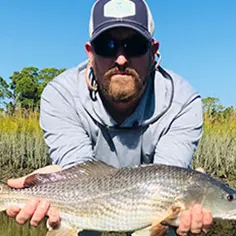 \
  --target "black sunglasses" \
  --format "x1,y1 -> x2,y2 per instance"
91,34 -> 151,58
